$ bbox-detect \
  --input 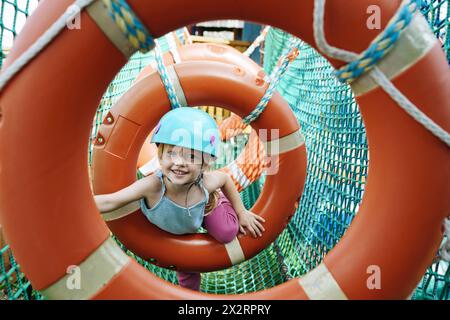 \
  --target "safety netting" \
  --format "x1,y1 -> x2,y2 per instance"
0,0 -> 449,300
